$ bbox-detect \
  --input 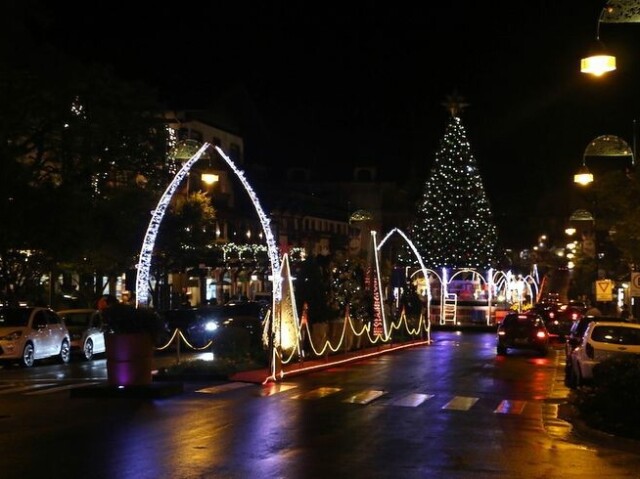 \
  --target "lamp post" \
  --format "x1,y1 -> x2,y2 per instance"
572,134 -> 635,312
